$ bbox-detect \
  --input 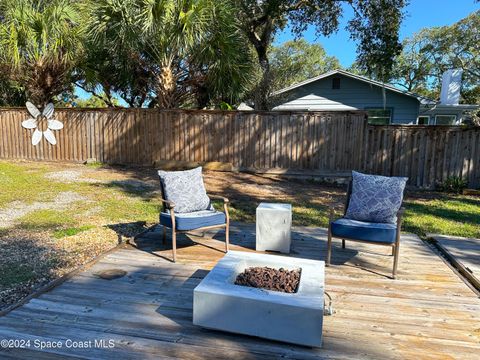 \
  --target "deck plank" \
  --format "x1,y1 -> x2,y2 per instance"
1,224 -> 479,359
430,233 -> 480,291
